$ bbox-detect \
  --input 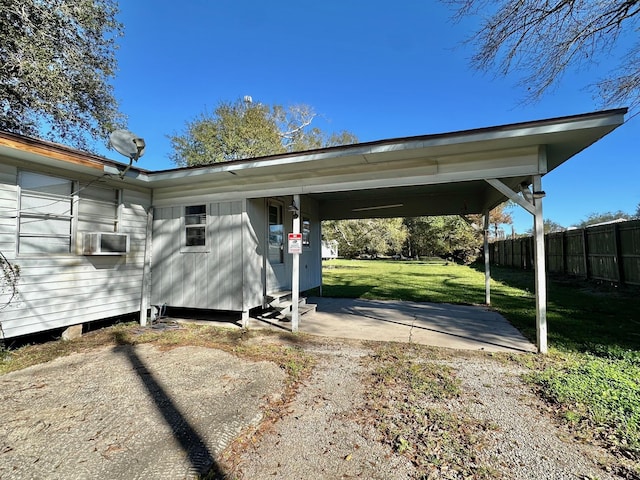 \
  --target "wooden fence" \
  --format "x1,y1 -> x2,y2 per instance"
489,219 -> 640,286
